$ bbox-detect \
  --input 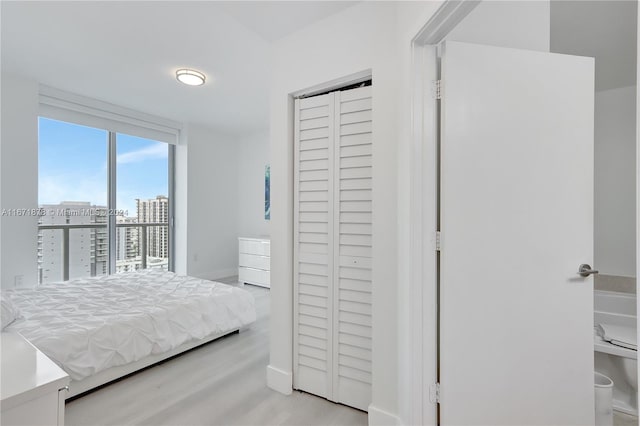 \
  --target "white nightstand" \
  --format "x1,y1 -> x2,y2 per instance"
238,237 -> 270,288
1,332 -> 70,426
